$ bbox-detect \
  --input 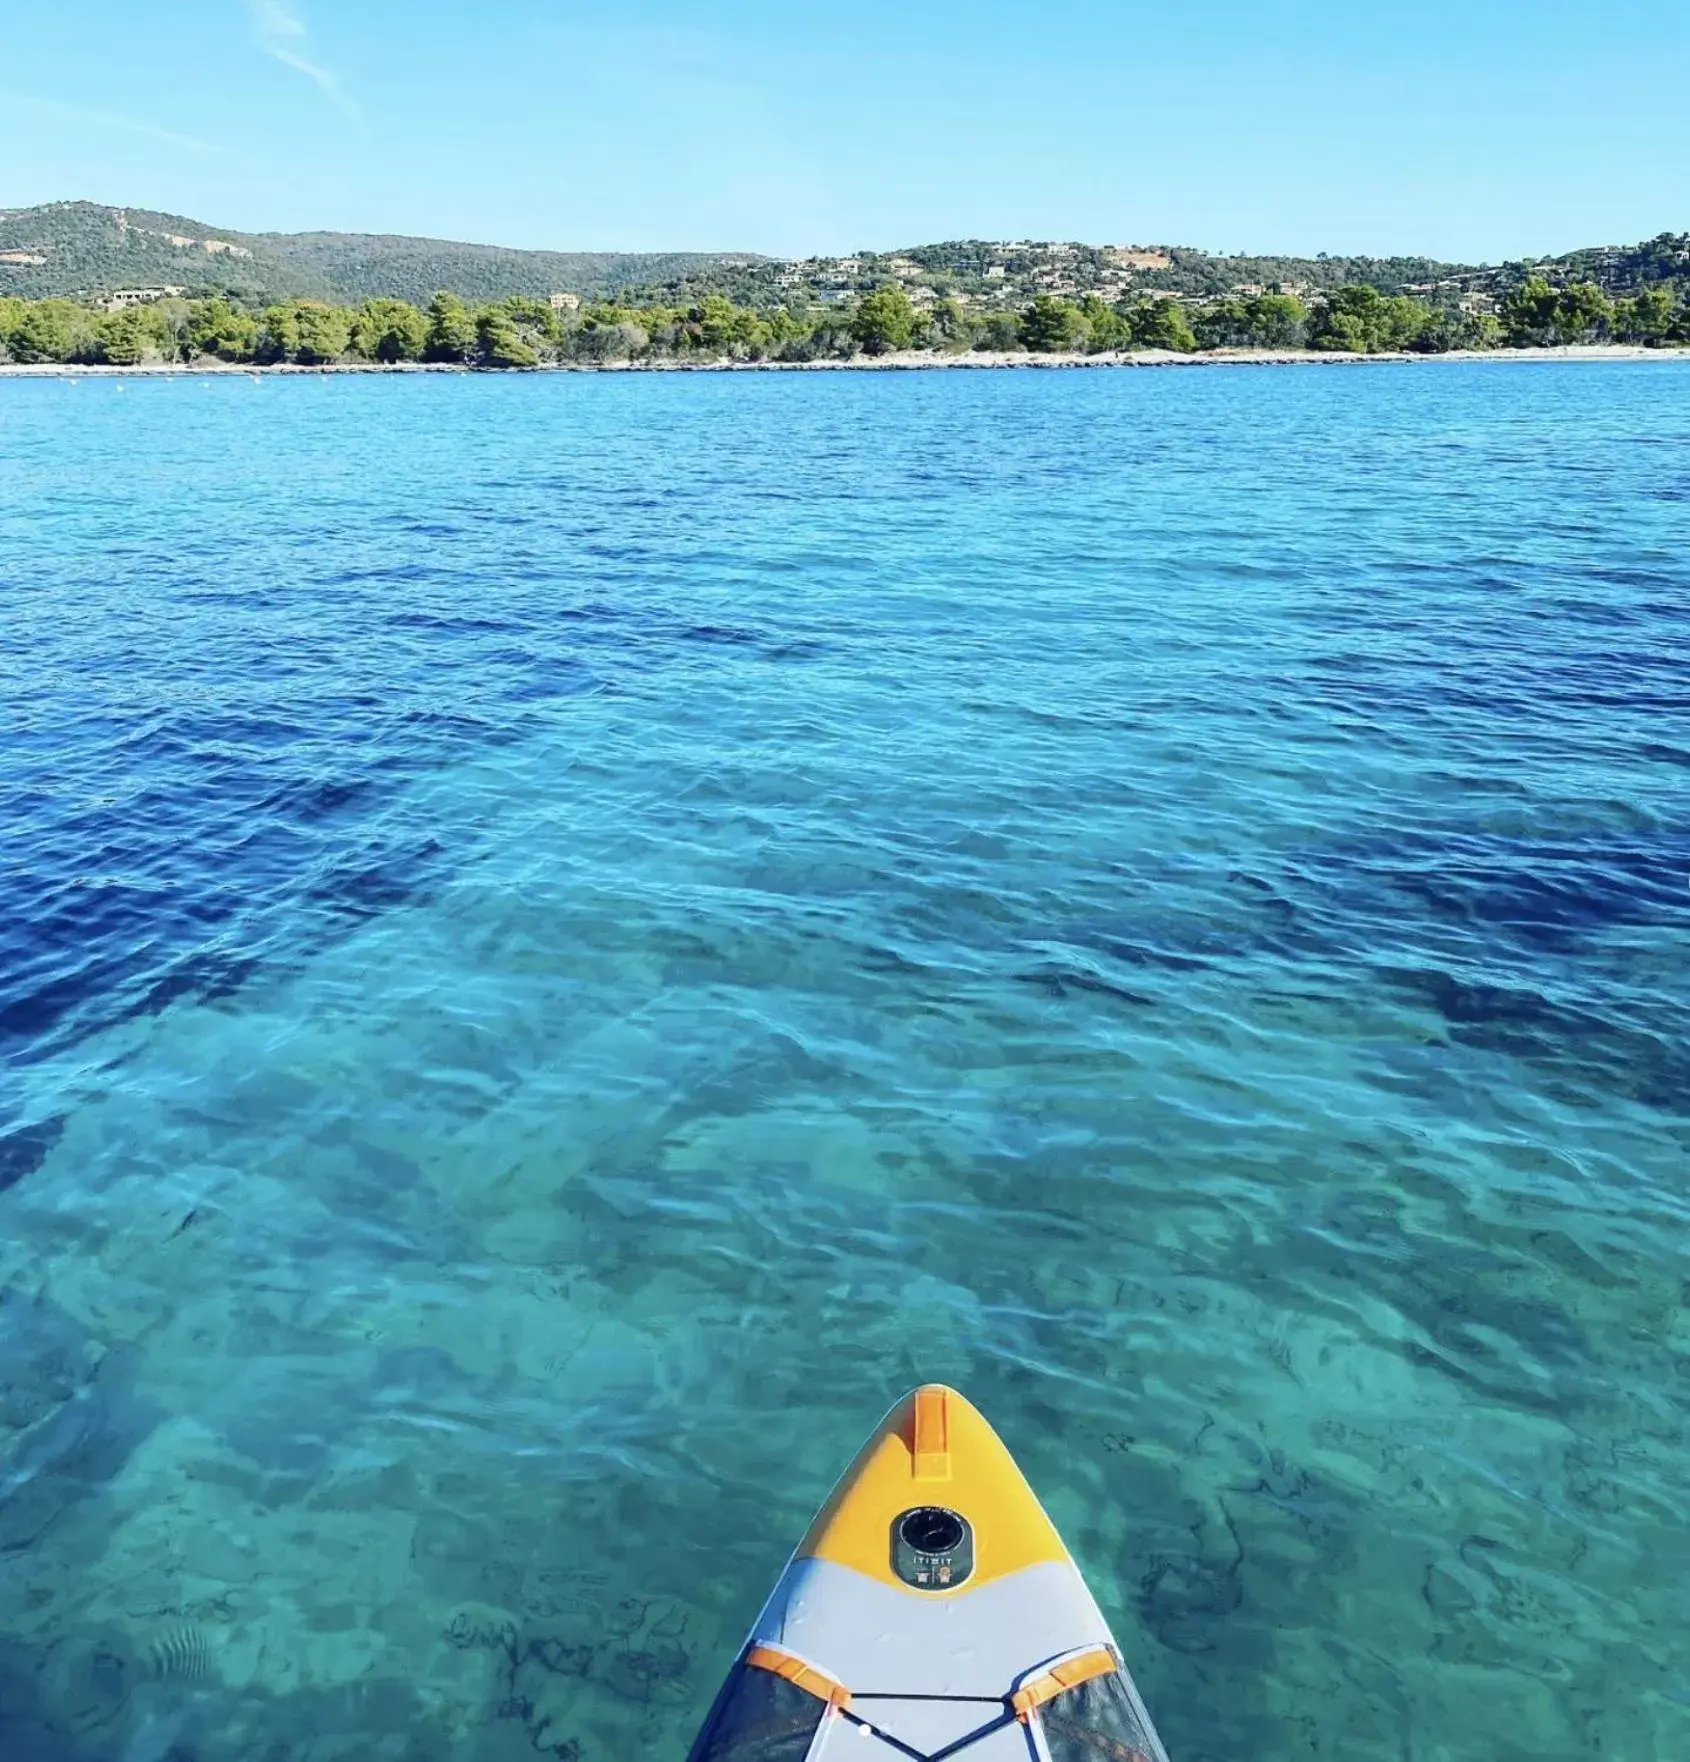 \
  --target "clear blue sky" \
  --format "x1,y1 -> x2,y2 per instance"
4,0 -> 1685,261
